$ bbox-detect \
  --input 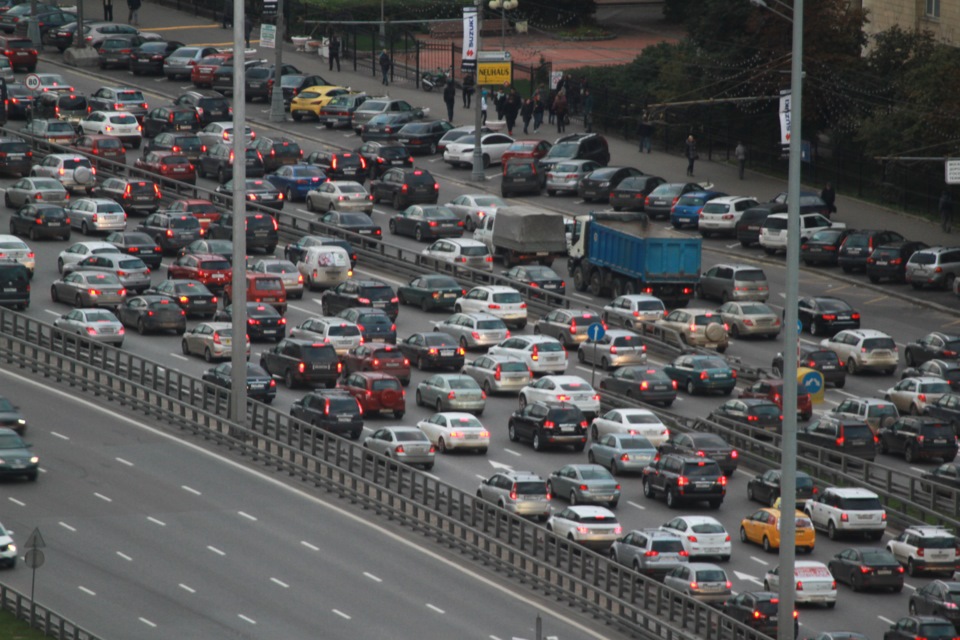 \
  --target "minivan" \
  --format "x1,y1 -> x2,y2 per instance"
906,246 -> 960,291
28,91 -> 88,124
0,260 -> 29,310
297,245 -> 352,291
697,264 -> 769,302
500,158 -> 542,197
